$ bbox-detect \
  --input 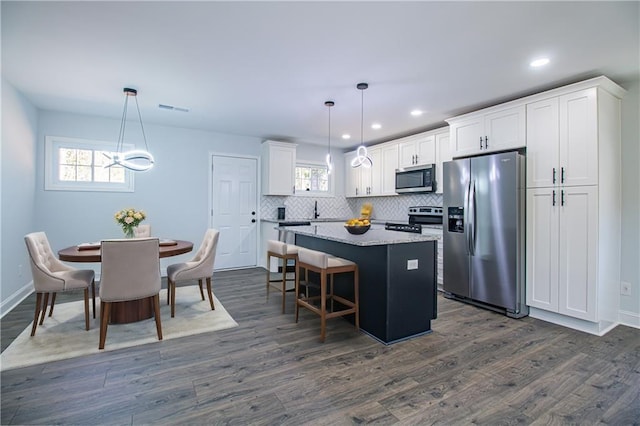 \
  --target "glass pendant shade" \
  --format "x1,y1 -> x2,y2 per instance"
351,82 -> 373,169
